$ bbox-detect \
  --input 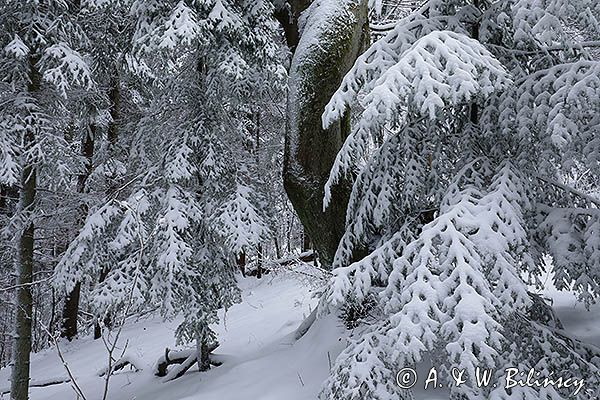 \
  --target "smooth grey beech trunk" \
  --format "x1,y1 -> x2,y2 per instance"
282,0 -> 369,268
